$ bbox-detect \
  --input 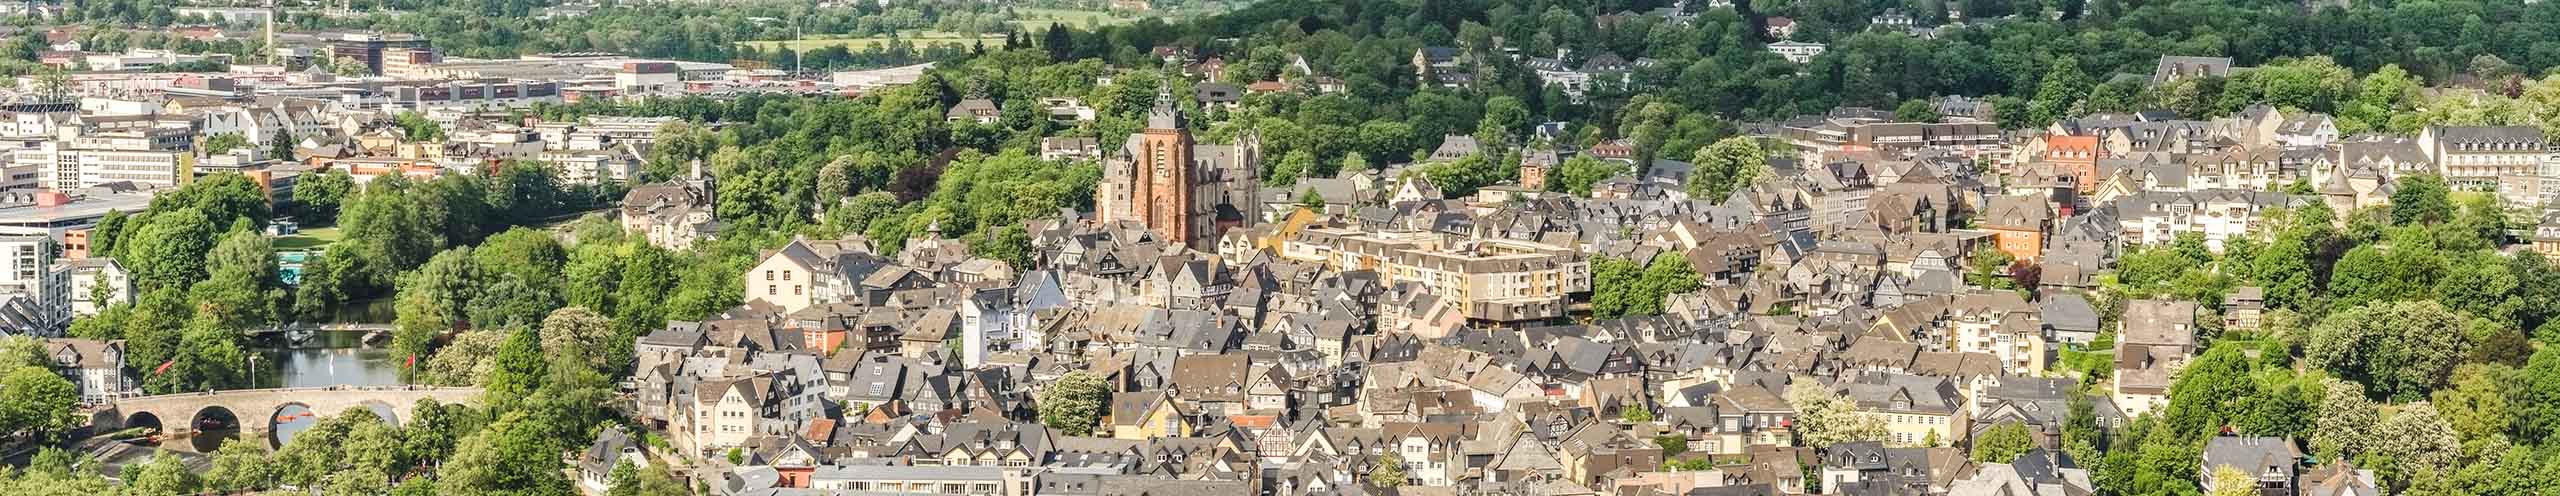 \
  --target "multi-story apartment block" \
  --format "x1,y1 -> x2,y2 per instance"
1774,118 -> 2004,162
2418,125 -> 2545,196
66,257 -> 128,317
1279,227 -> 1590,323
1947,291 -> 2048,375
0,235 -> 69,332
2111,189 -> 2301,252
